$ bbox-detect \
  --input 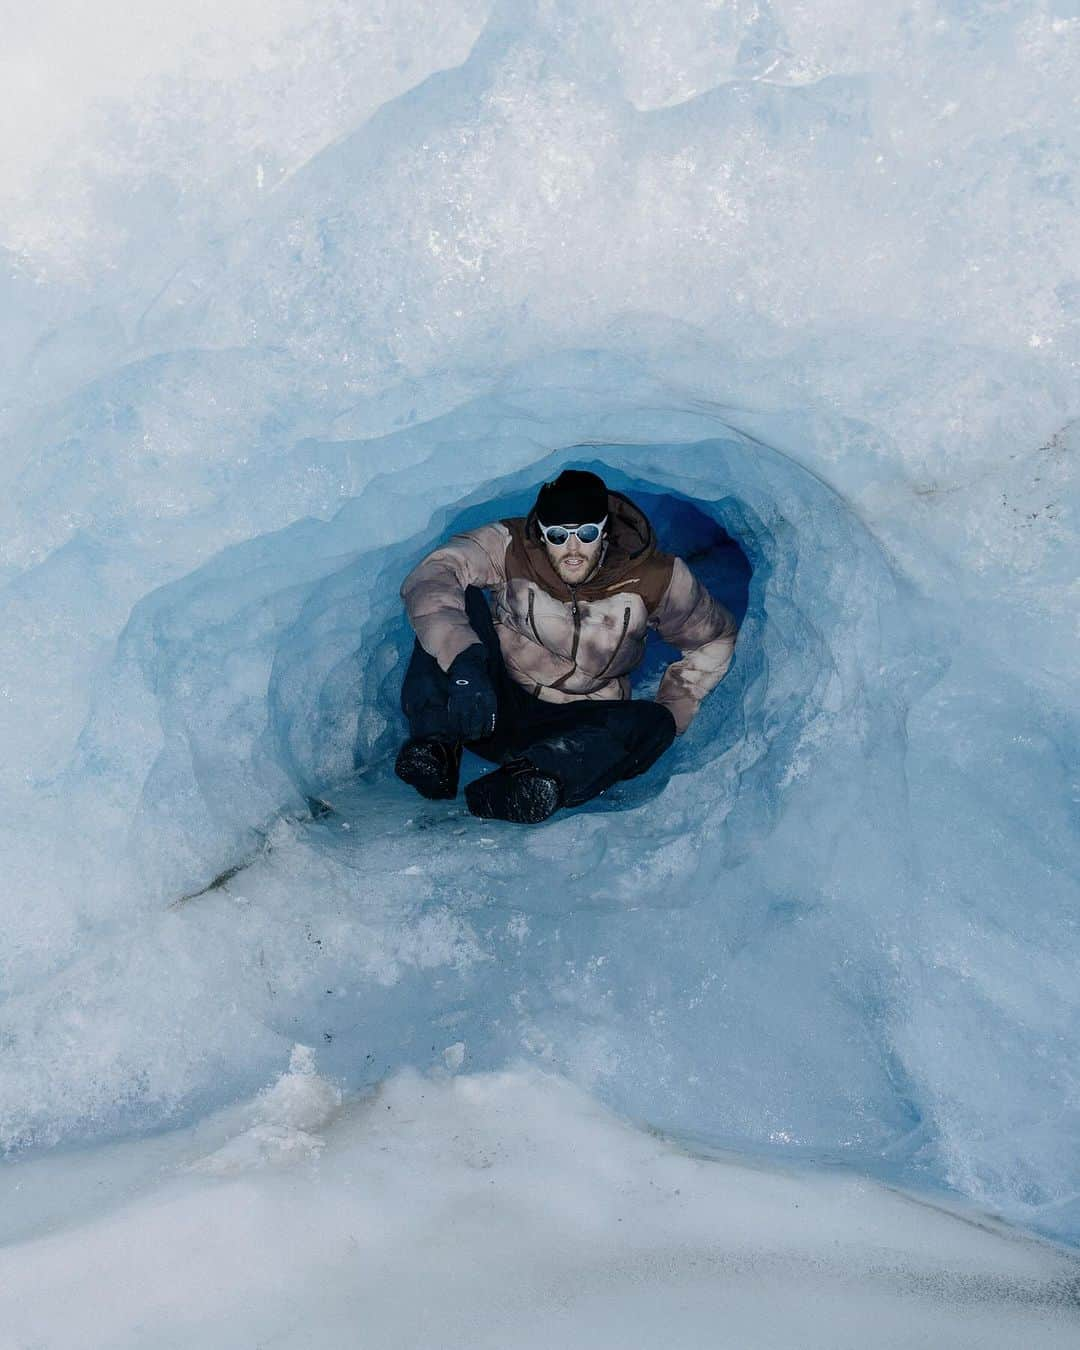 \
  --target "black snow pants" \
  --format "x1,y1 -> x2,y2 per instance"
401,587 -> 676,808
